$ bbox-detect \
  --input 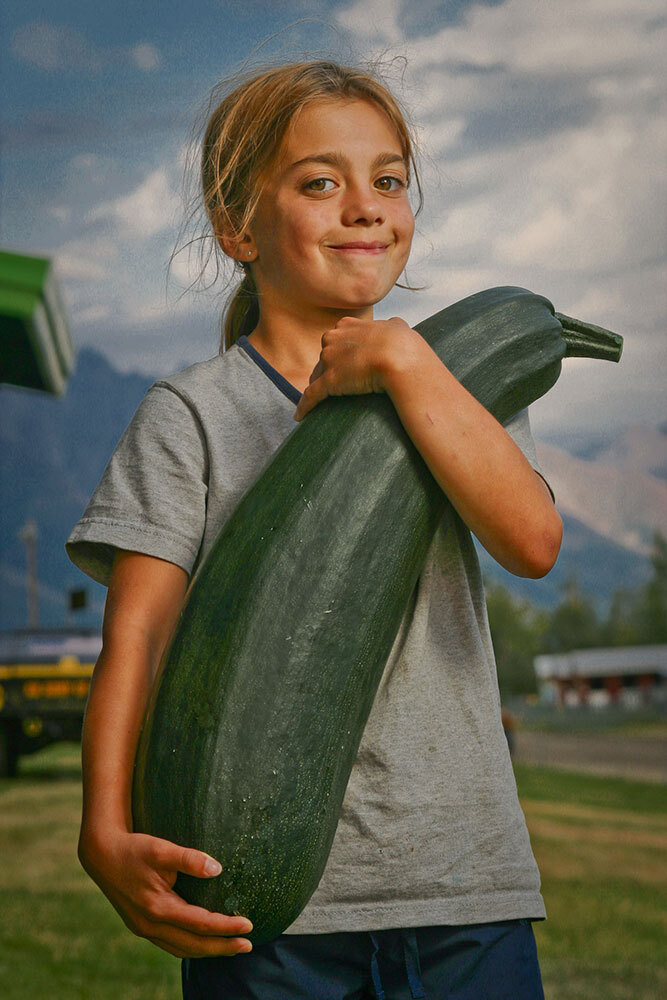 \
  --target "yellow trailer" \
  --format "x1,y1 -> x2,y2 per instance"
0,629 -> 101,776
